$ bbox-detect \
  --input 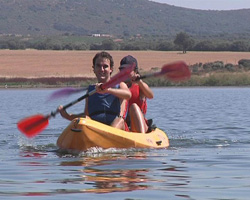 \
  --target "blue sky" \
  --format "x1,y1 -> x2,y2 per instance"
151,0 -> 250,10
